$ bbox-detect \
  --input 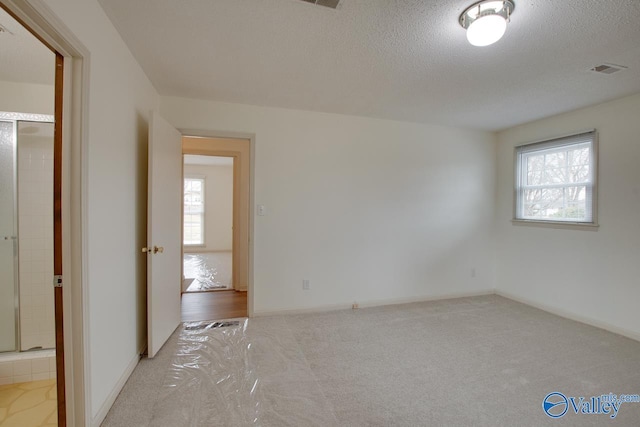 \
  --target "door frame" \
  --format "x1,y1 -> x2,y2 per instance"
180,130 -> 255,317
0,1 -> 90,425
